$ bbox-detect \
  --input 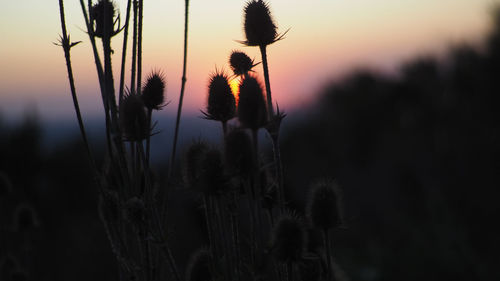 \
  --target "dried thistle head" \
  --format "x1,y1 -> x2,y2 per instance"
224,128 -> 255,179
183,140 -> 210,191
186,248 -> 212,281
306,180 -> 342,231
91,0 -> 120,38
202,70 -> 236,123
198,149 -> 229,196
237,76 -> 268,130
142,70 -> 166,110
271,212 -> 307,262
229,50 -> 258,76
119,92 -> 149,142
13,204 -> 40,232
243,0 -> 280,46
